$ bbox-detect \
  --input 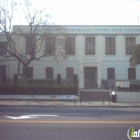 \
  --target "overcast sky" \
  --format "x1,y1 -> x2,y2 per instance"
3,0 -> 140,25
32,0 -> 140,25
